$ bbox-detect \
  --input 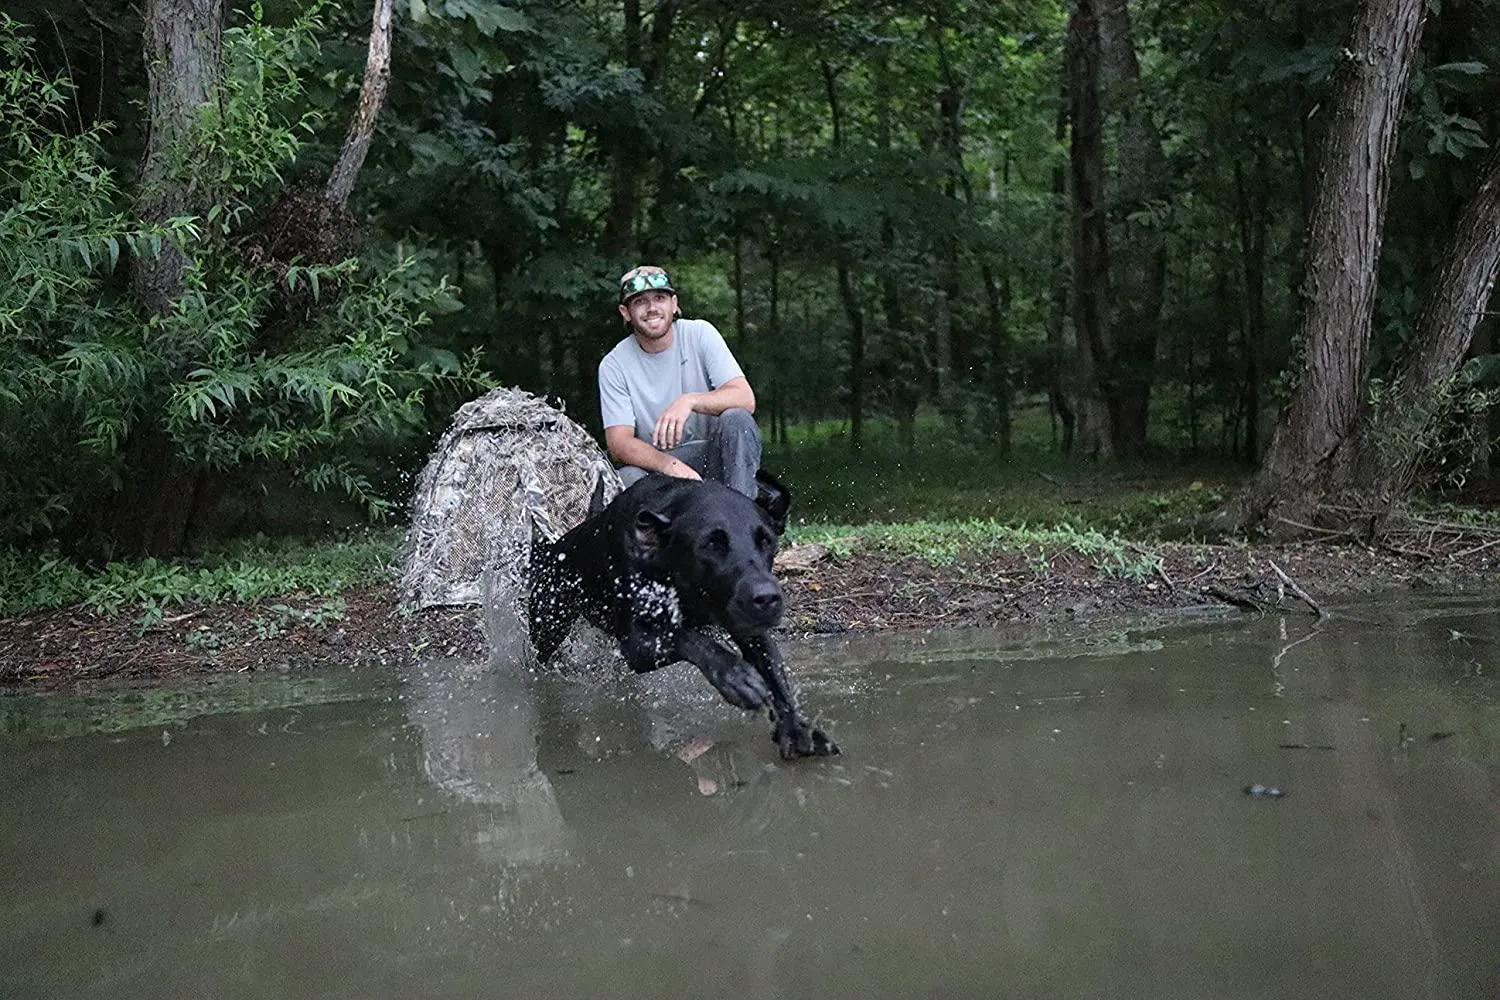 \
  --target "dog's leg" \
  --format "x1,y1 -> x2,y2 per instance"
527,547 -> 578,665
675,630 -> 772,711
735,635 -> 839,759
